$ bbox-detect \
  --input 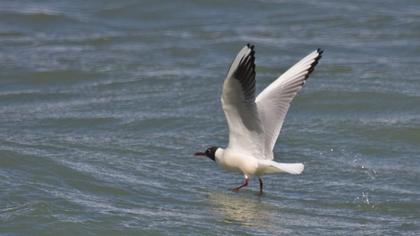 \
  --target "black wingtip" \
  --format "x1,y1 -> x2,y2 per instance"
246,43 -> 255,50
312,48 -> 323,66
303,48 -> 323,82
317,48 -> 324,55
